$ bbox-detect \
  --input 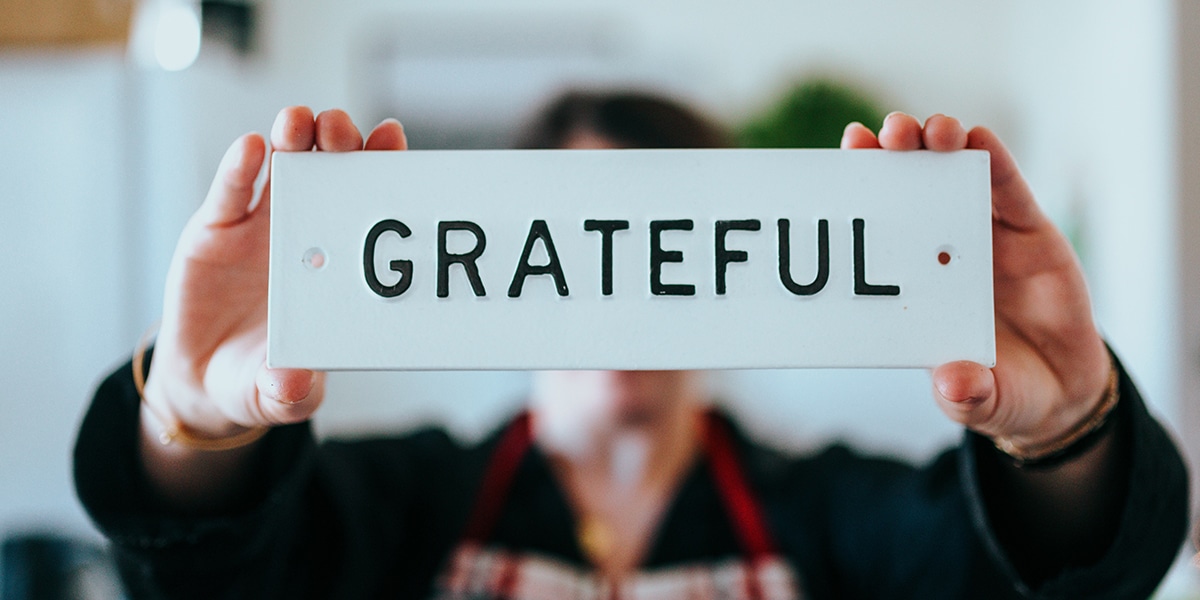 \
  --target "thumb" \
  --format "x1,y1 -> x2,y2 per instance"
251,366 -> 326,426
966,126 -> 1048,233
195,133 -> 267,228
932,361 -> 998,432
